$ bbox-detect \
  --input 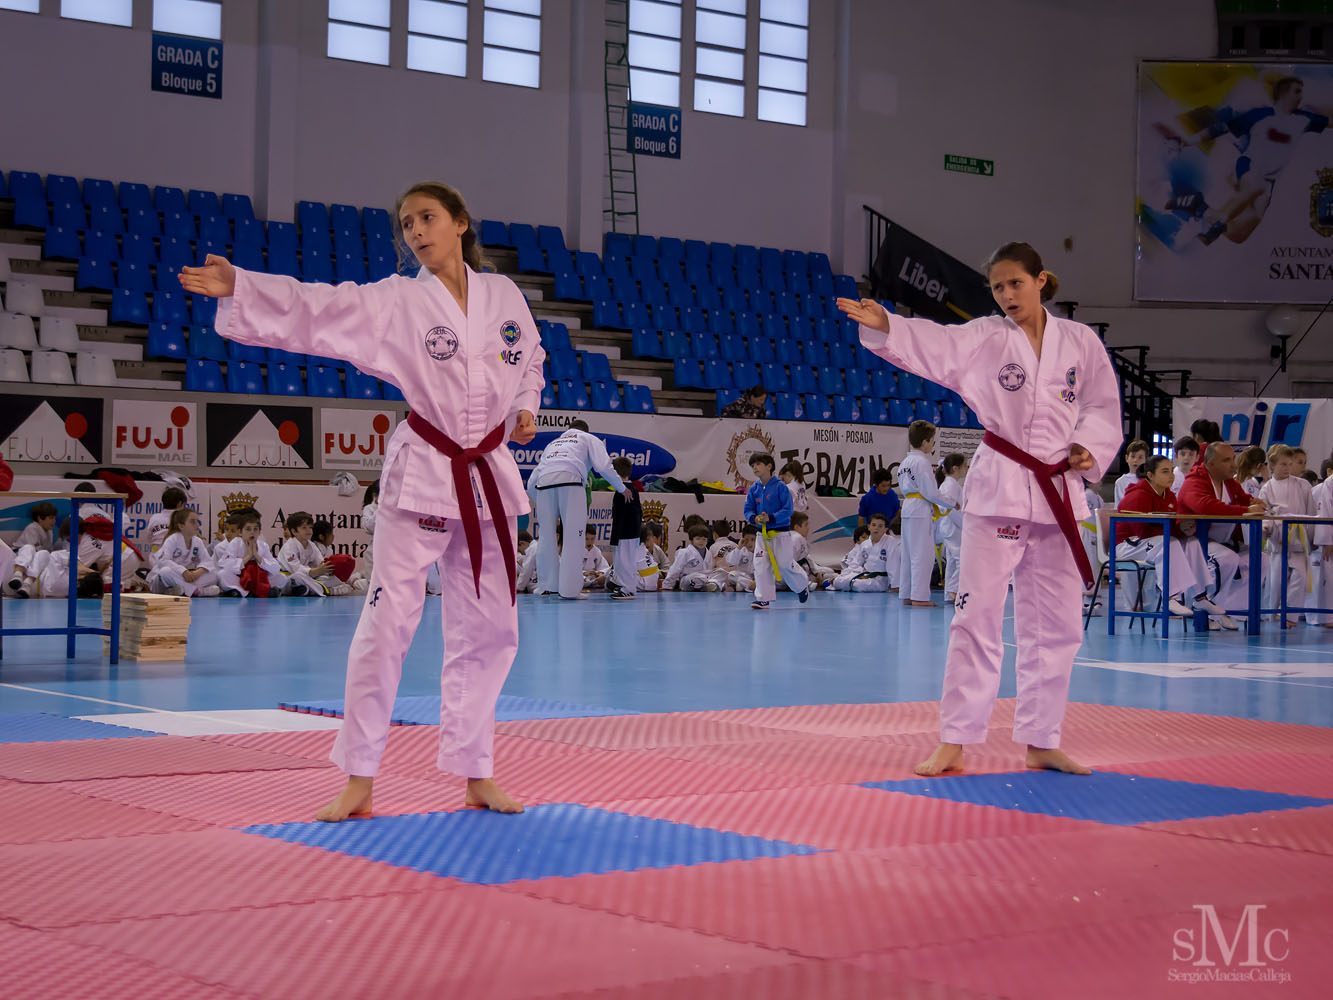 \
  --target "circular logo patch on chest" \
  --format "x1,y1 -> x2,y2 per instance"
998,363 -> 1027,391
424,326 -> 459,361
500,320 -> 522,346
